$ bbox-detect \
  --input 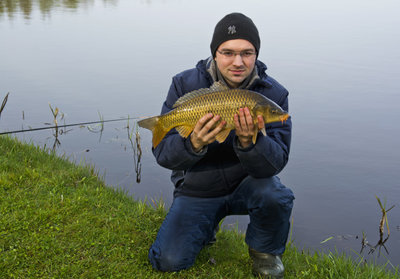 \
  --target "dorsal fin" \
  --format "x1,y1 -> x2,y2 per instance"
172,81 -> 230,108
172,88 -> 212,108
